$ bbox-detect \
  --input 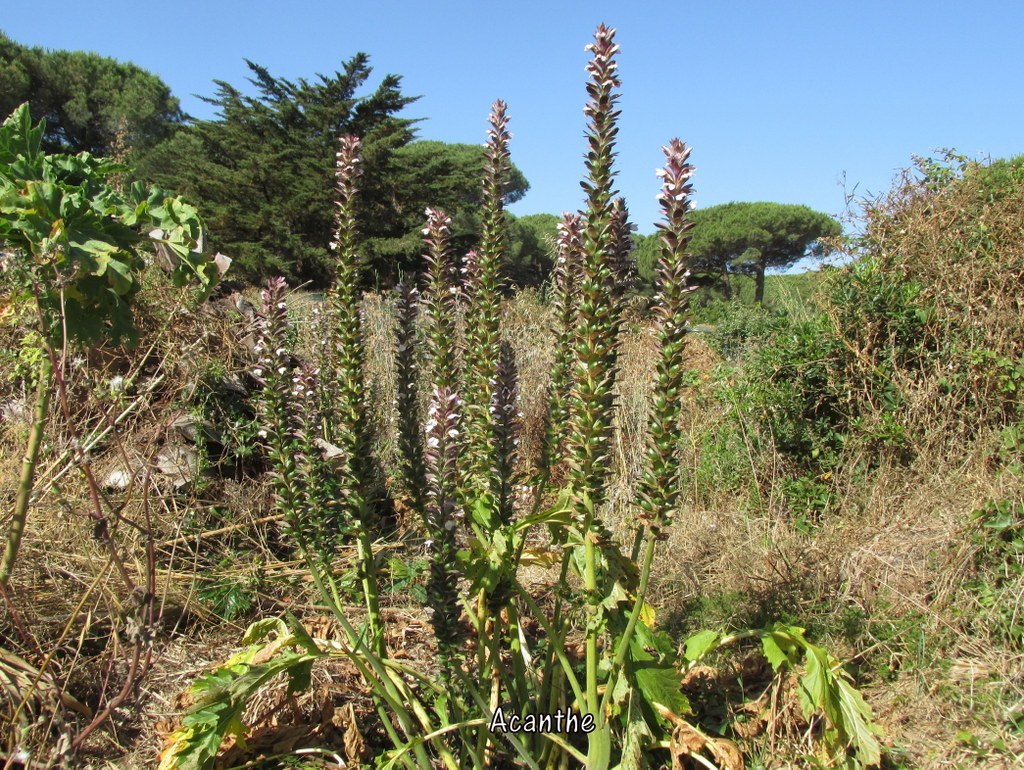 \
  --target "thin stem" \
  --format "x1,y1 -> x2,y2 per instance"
0,350 -> 53,586
513,582 -> 585,707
